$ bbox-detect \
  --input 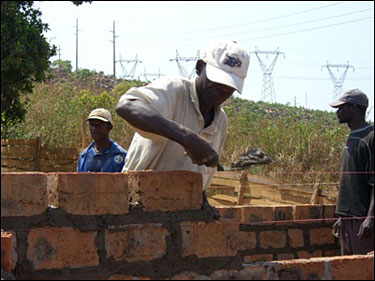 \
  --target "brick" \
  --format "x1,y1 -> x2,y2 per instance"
105,223 -> 168,263
309,227 -> 335,246
27,227 -> 98,270
106,274 -> 151,280
127,171 -> 202,212
50,172 -> 128,215
181,221 -> 254,258
241,206 -> 273,223
272,259 -> 326,280
216,206 -> 242,221
293,205 -> 323,224
1,232 -> 12,272
277,253 -> 295,260
287,229 -> 304,248
323,204 -> 337,225
1,172 -> 48,217
297,250 -> 323,259
273,206 -> 293,222
326,255 -> 374,280
243,254 -> 273,263
260,230 -> 286,249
